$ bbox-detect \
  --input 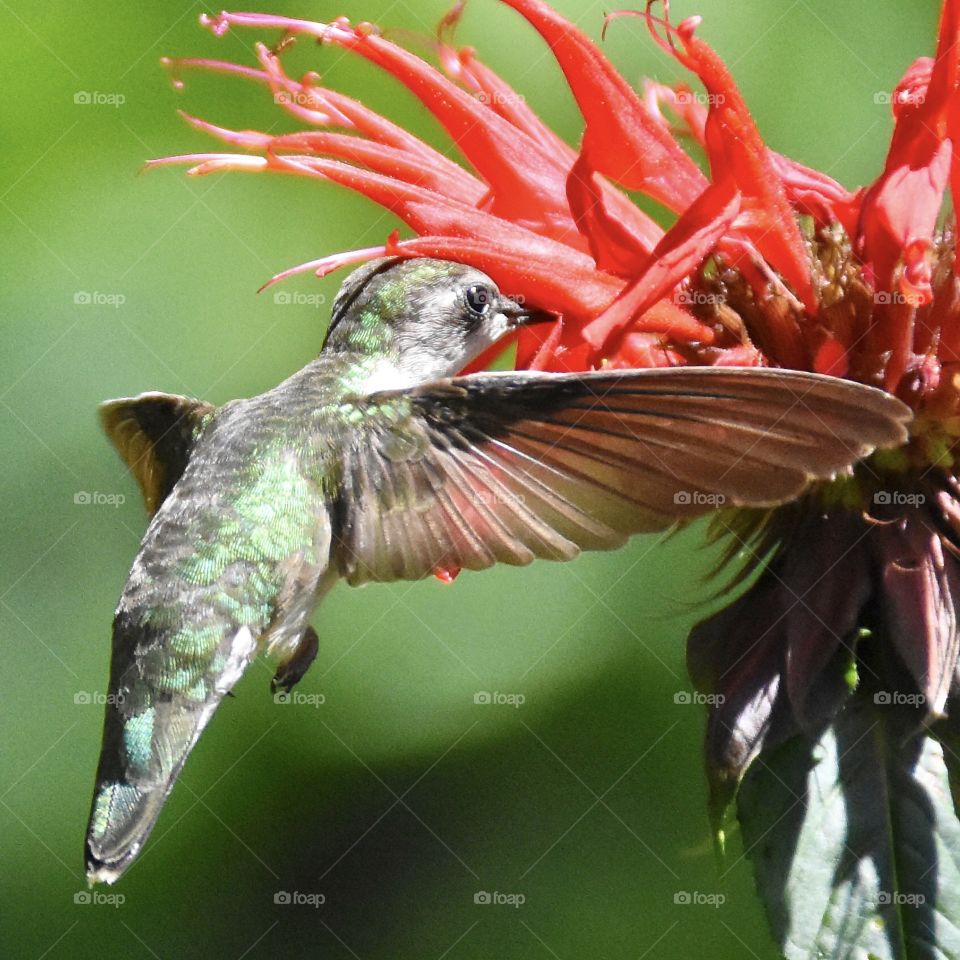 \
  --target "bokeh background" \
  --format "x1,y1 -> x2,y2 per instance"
0,0 -> 940,957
